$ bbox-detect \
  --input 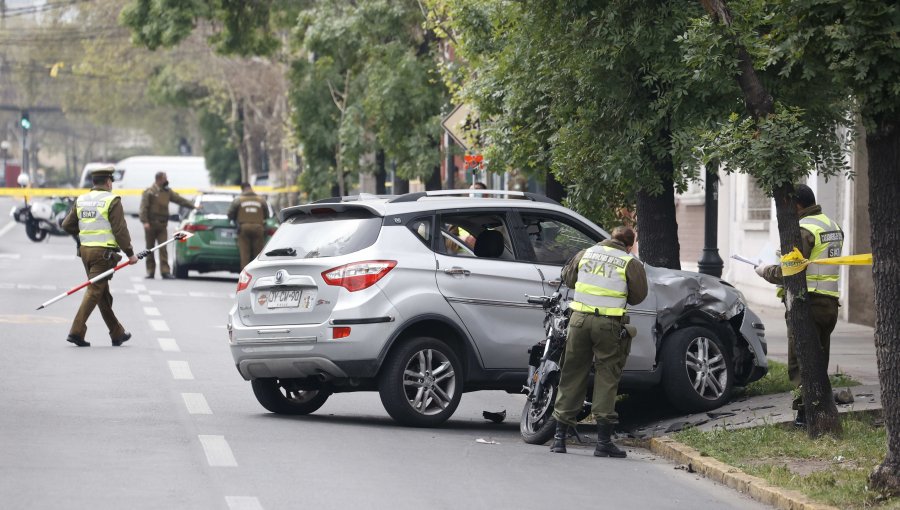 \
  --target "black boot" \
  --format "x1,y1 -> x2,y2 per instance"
550,422 -> 568,453
66,334 -> 90,347
112,332 -> 132,347
594,422 -> 626,458
794,406 -> 807,427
